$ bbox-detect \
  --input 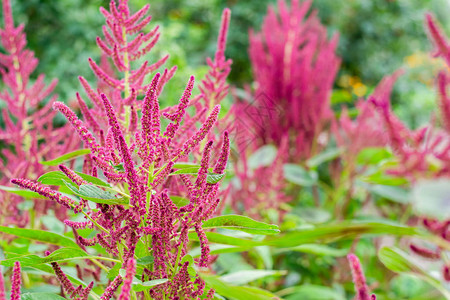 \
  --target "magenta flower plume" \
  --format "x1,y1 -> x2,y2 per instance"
240,0 -> 340,160
426,13 -> 450,66
197,8 -> 232,110
49,259 -> 76,296
118,258 -> 136,300
11,178 -> 76,209
10,261 -> 21,300
347,254 -> 376,300
100,275 -> 123,300
0,0 -> 77,226
9,1 -> 232,299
